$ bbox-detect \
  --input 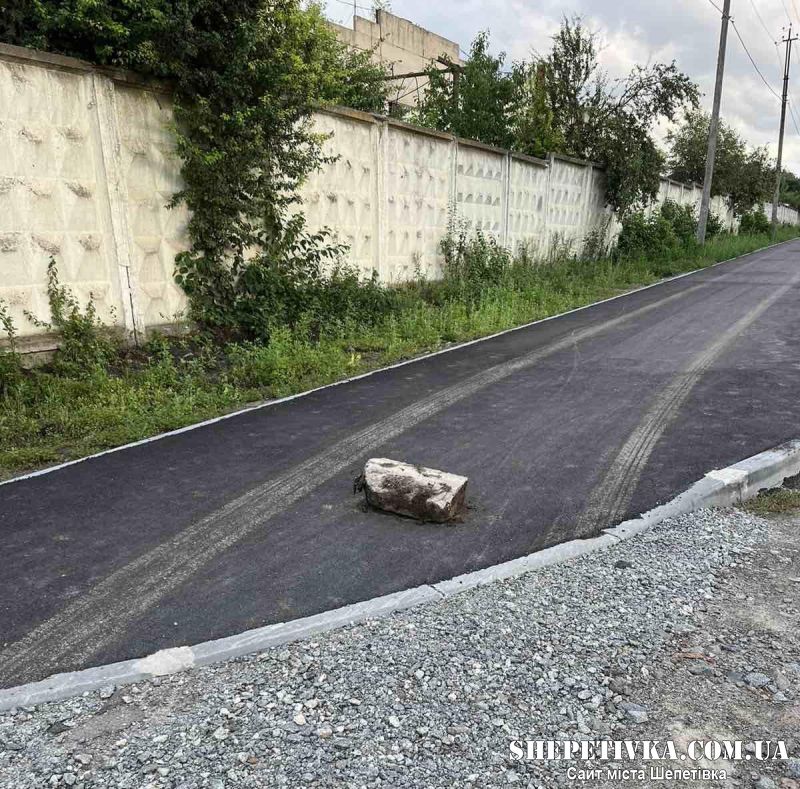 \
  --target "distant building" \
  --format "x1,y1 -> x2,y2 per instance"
328,9 -> 462,111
